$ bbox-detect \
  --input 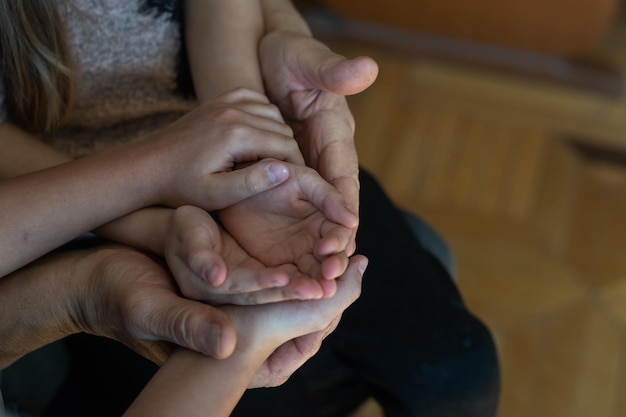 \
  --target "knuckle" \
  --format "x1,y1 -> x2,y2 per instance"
186,247 -> 207,272
165,306 -> 195,348
243,169 -> 264,195
226,87 -> 265,102
226,123 -> 250,142
215,106 -> 243,123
